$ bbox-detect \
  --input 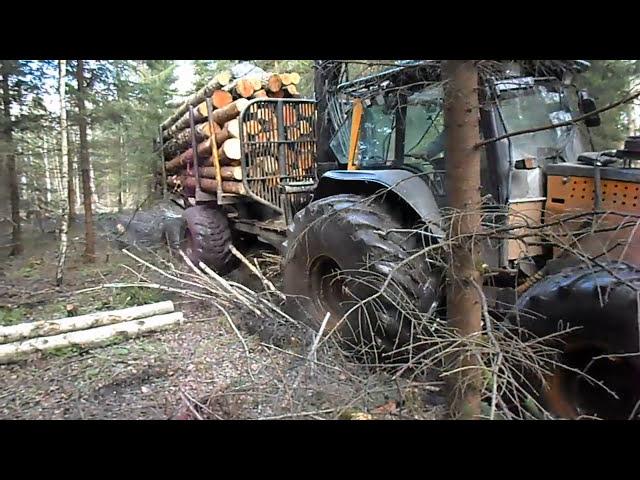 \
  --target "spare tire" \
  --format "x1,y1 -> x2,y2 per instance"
511,262 -> 640,419
282,194 -> 442,360
182,205 -> 238,275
